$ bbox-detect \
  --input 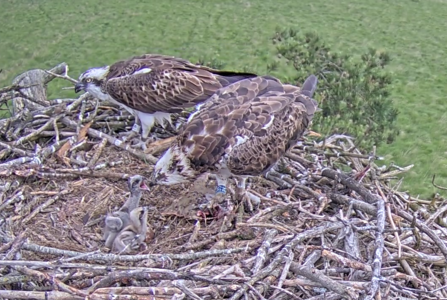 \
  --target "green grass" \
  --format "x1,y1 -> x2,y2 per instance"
1,0 -> 447,198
